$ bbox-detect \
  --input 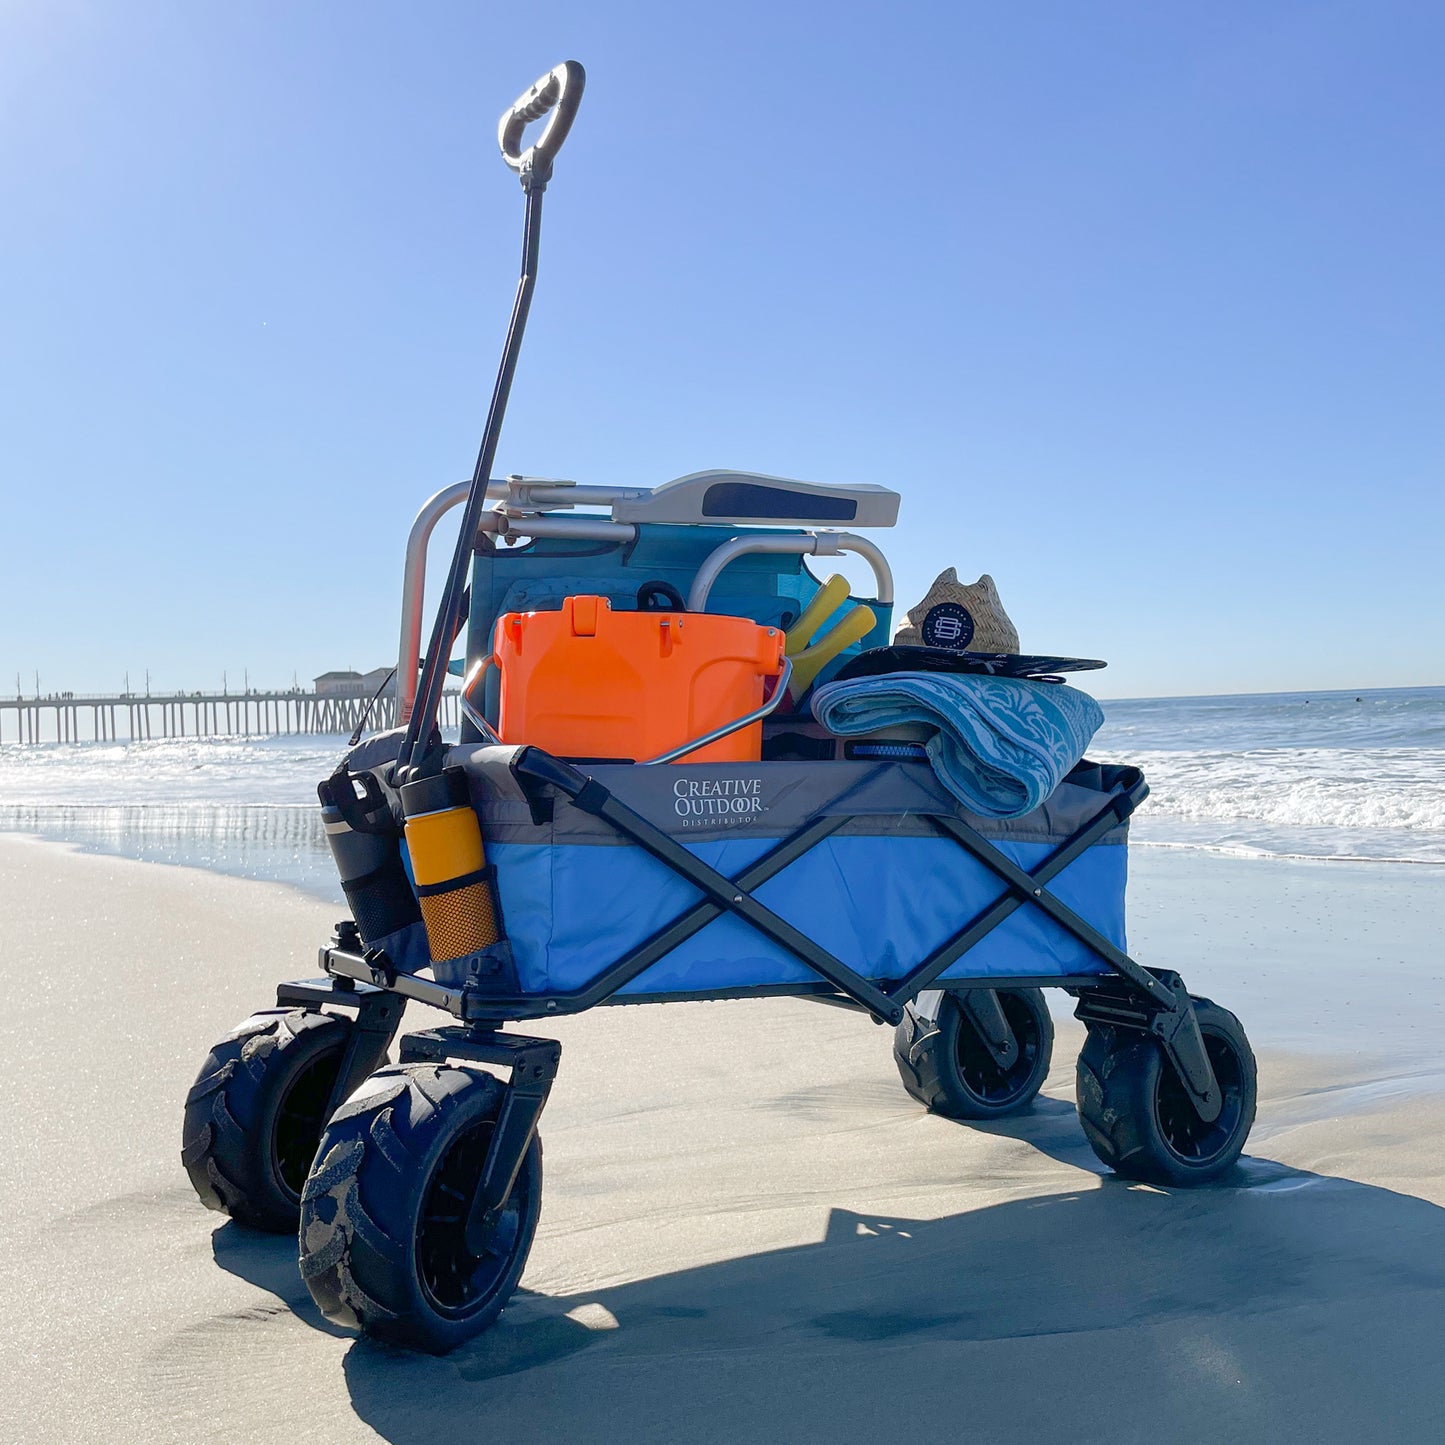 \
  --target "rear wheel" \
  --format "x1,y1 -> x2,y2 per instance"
893,988 -> 1055,1119
182,1008 -> 352,1232
1076,997 -> 1256,1185
299,1063 -> 542,1354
